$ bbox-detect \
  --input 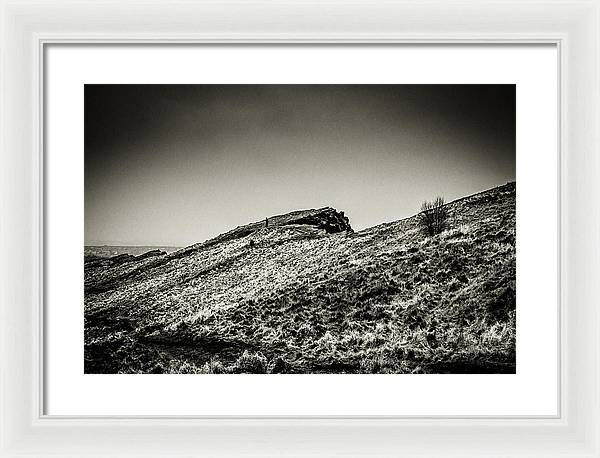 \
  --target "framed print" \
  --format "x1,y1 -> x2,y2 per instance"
44,45 -> 558,417
1,1 -> 599,457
